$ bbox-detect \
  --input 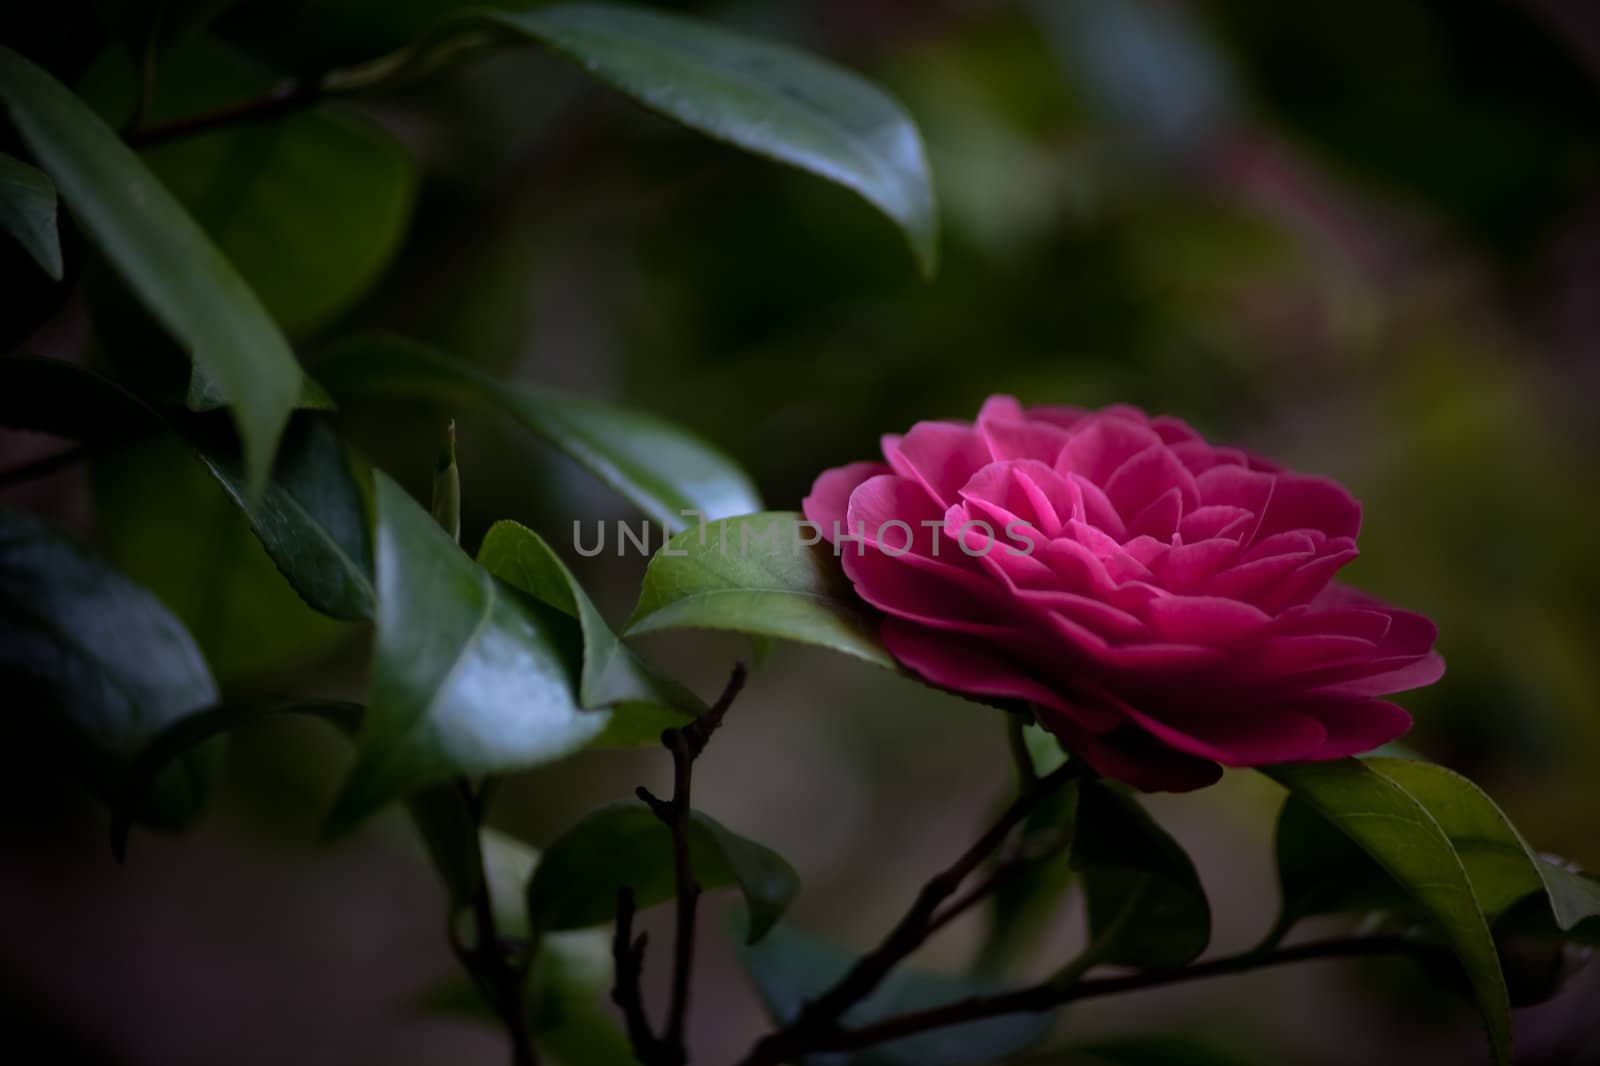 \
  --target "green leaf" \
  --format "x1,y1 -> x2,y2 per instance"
0,151 -> 63,278
1071,779 -> 1211,969
199,416 -> 376,621
0,47 -> 305,496
1274,760 -> 1600,938
0,359 -> 374,623
0,509 -> 217,825
327,473 -> 606,830
478,519 -> 701,741
431,422 -> 461,543
1266,760 -> 1512,1064
738,923 -> 1054,1066
526,801 -> 799,943
481,2 -> 939,277
977,775 -> 1079,977
95,435 -> 354,681
1365,758 -> 1600,932
80,38 -> 418,335
625,512 -> 893,669
316,335 -> 762,529
112,698 -> 363,860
